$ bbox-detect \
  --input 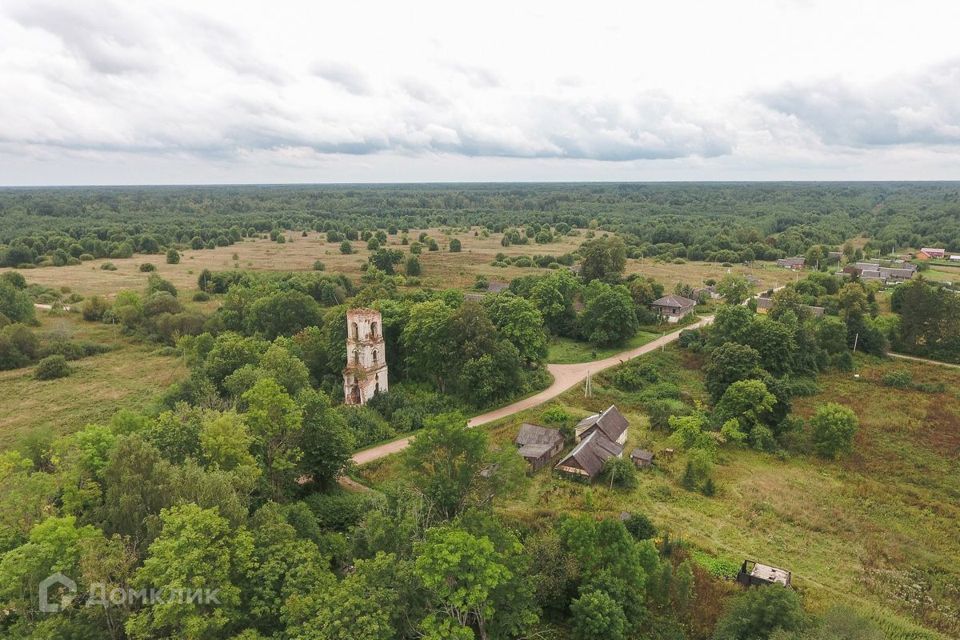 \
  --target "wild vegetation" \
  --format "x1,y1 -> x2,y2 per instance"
0,183 -> 958,640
